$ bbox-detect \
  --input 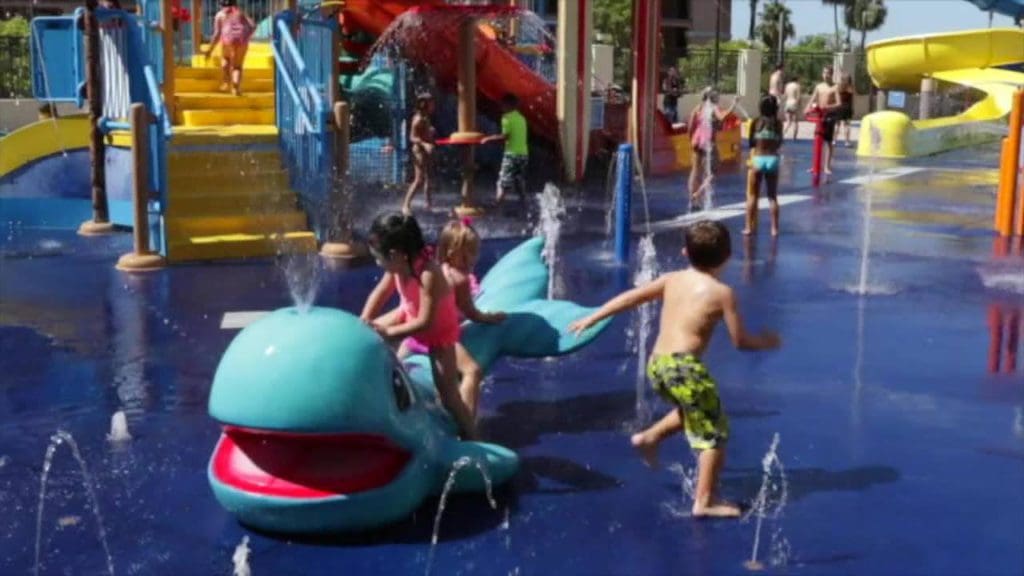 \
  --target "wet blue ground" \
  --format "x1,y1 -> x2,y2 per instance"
1,139 -> 1022,575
